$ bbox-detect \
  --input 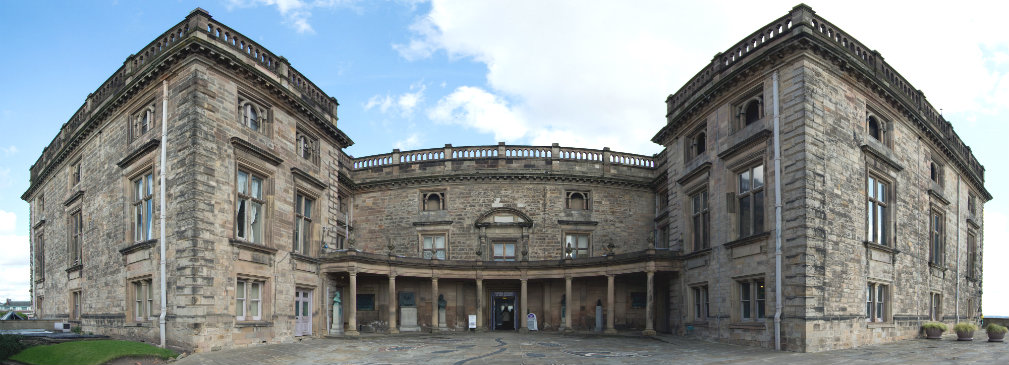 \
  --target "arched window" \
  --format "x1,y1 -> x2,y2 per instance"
241,102 -> 260,131
423,192 -> 444,211
868,115 -> 881,141
744,98 -> 761,125
694,132 -> 706,154
566,191 -> 589,210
